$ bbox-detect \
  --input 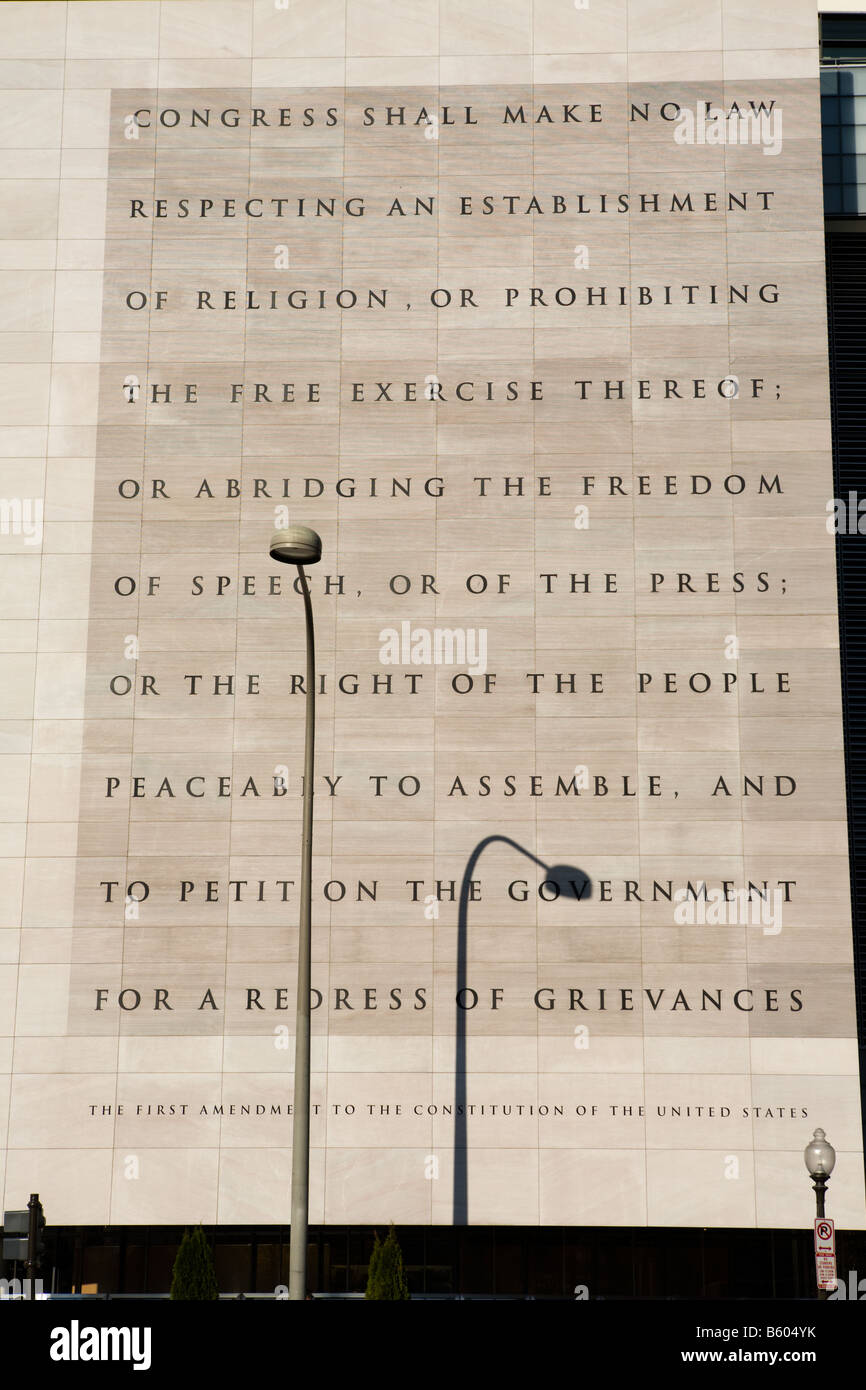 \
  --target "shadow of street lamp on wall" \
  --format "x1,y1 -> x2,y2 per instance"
453,835 -> 593,1224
